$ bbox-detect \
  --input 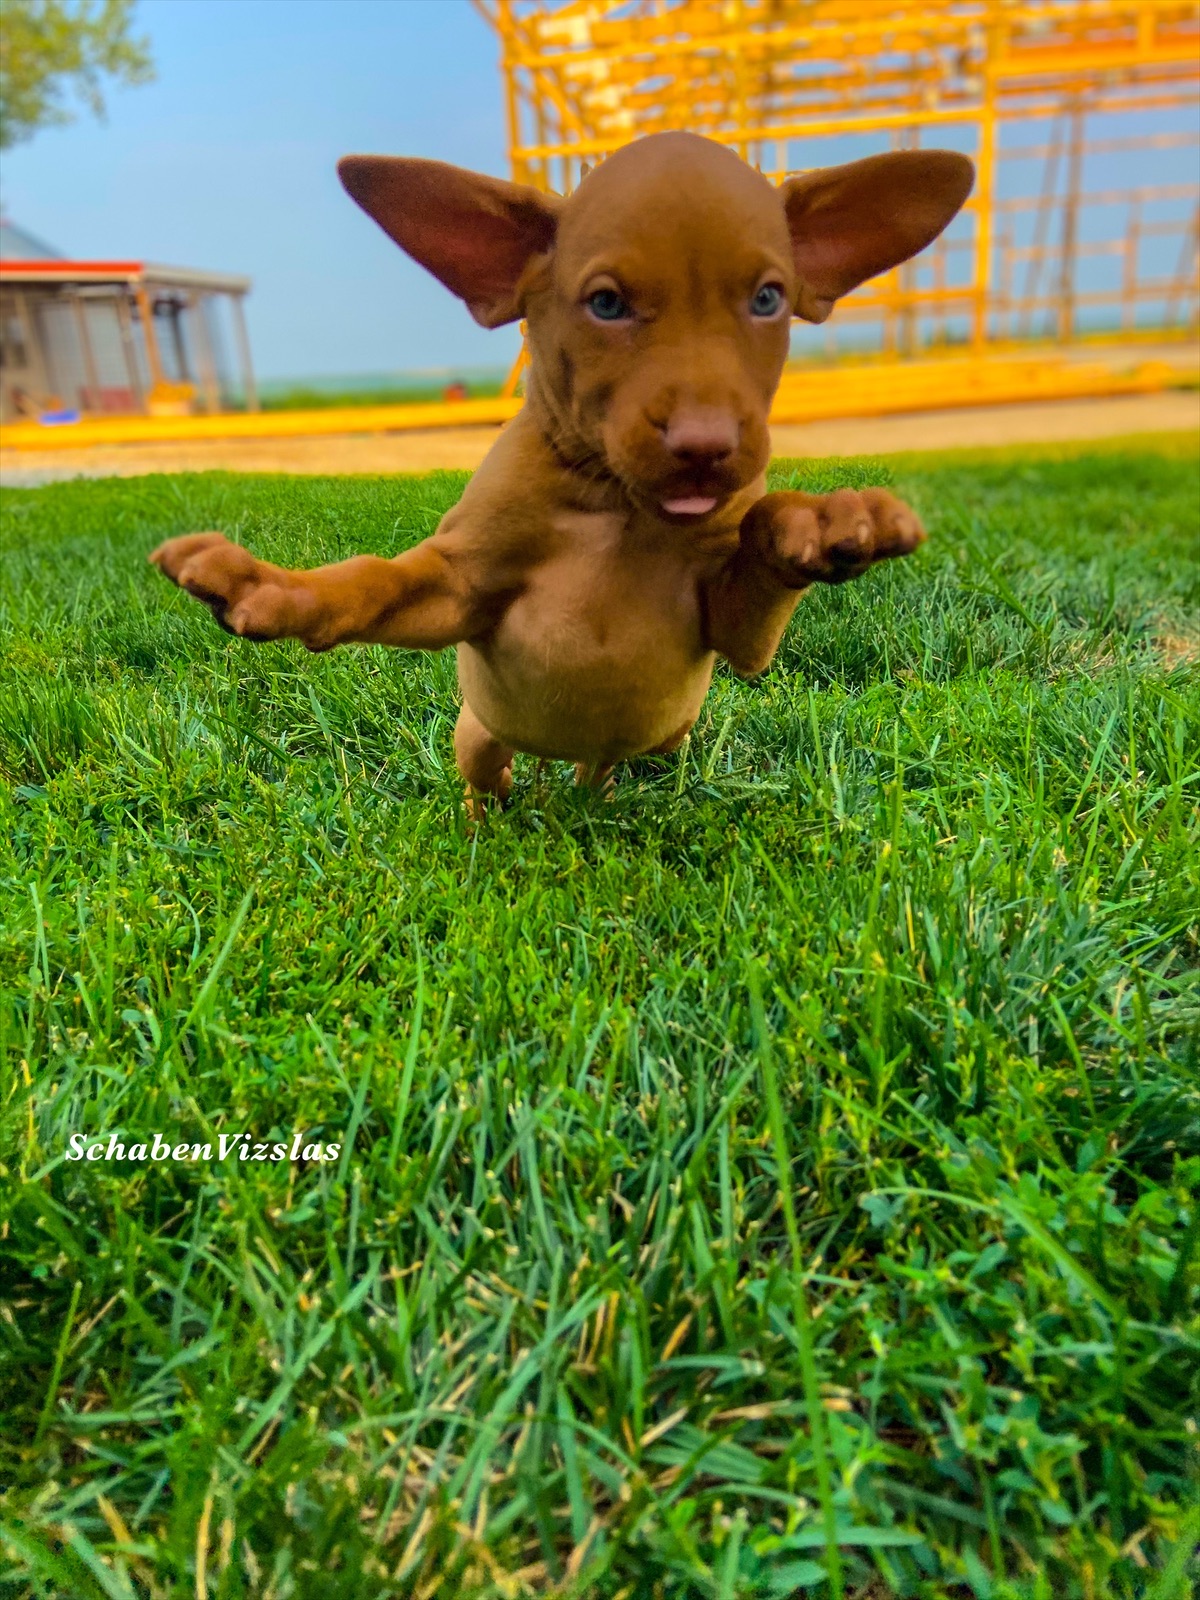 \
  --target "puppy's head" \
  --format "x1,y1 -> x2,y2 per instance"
339,134 -> 972,522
